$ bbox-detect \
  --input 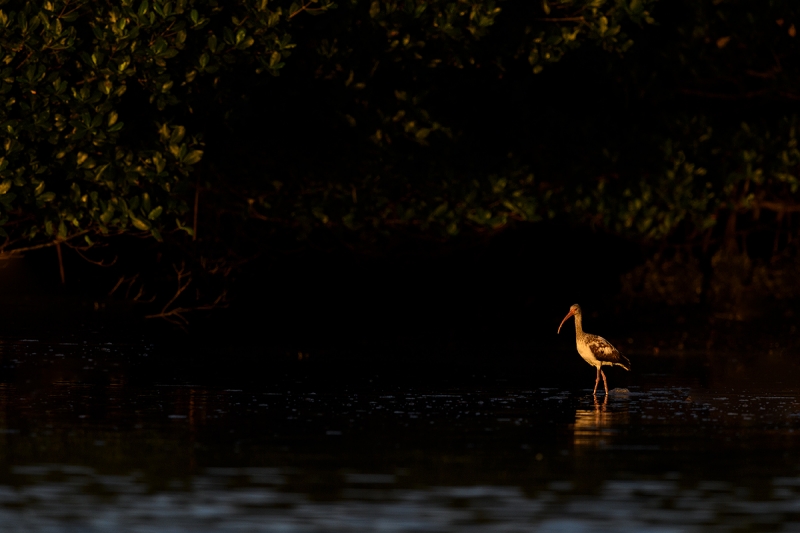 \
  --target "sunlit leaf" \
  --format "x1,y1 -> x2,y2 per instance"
183,150 -> 203,165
